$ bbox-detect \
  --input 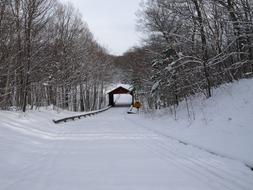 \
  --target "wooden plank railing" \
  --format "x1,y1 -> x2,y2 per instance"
52,106 -> 111,124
